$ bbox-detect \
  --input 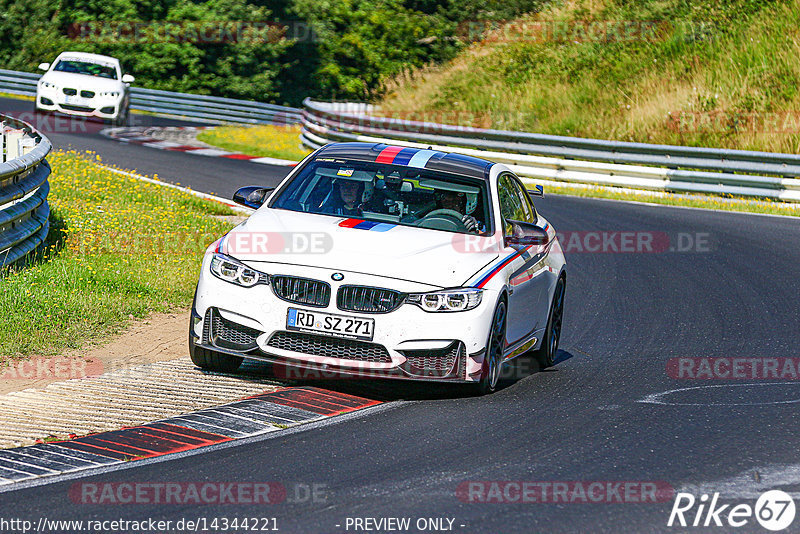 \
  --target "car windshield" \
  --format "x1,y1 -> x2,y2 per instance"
271,159 -> 493,235
53,59 -> 118,80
